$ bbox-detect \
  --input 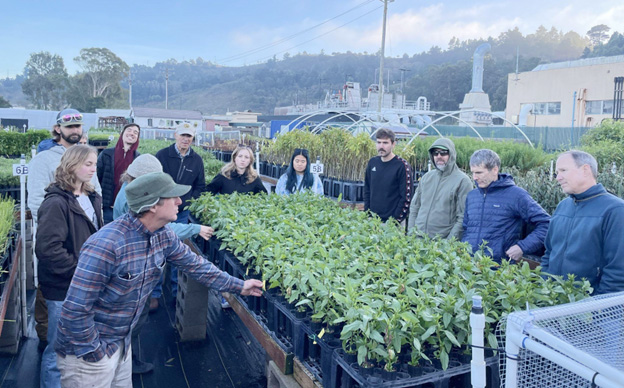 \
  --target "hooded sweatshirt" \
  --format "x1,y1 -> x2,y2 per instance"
27,146 -> 102,222
408,138 -> 473,239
